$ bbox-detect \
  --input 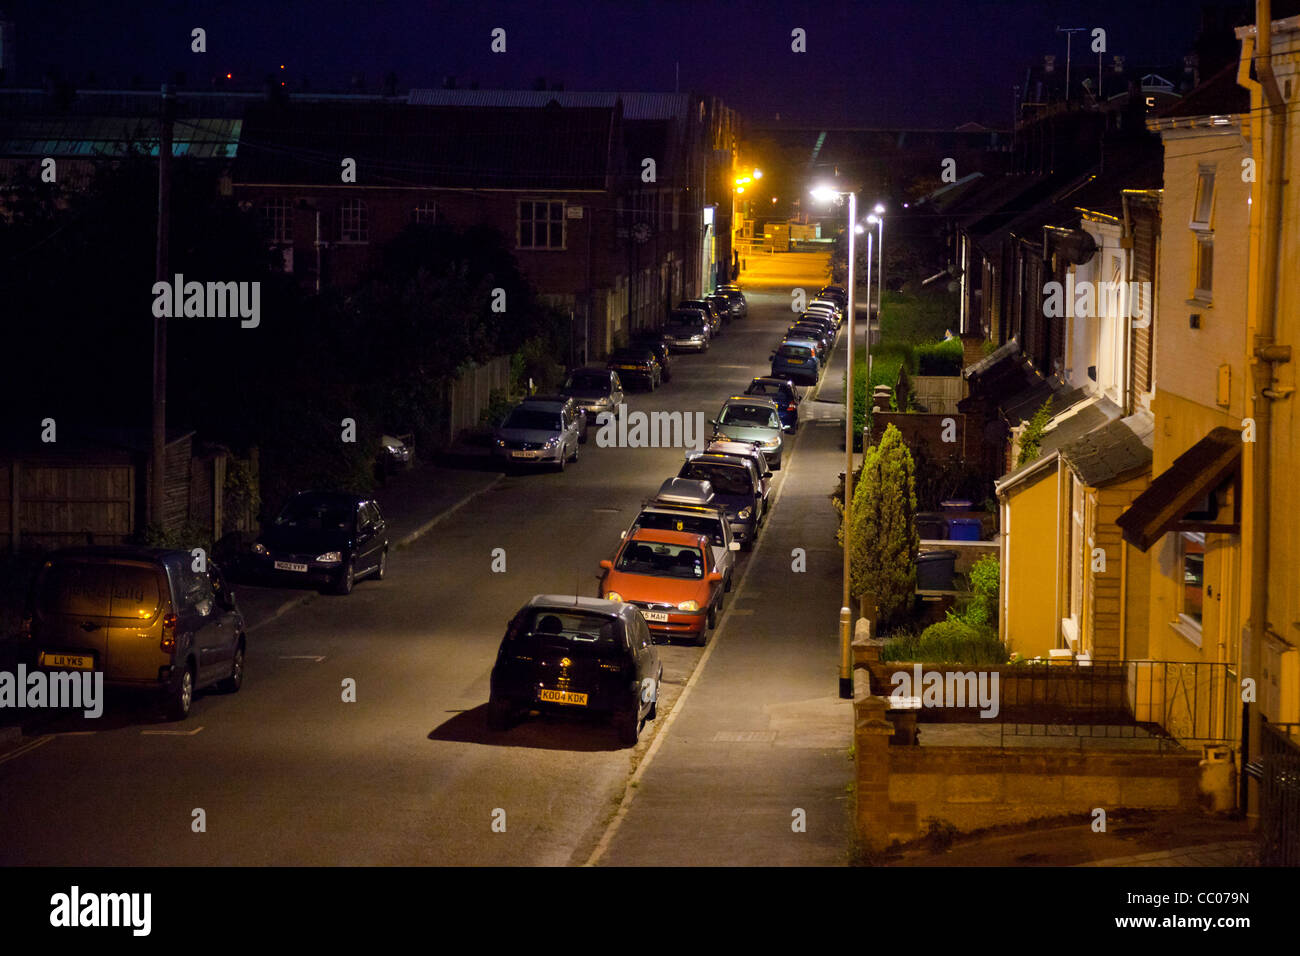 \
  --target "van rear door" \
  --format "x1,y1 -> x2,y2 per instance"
33,559 -> 116,675
103,561 -> 169,685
